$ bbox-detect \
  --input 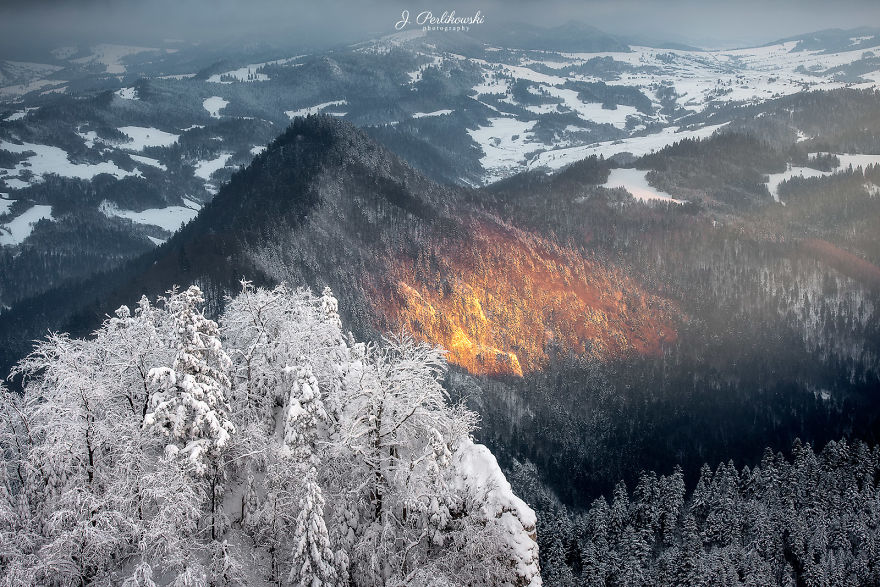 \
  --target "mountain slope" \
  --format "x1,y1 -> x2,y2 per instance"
0,115 -> 677,381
